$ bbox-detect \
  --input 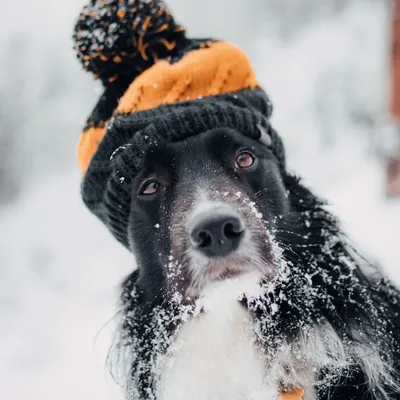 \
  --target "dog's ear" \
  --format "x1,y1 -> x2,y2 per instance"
257,124 -> 272,147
